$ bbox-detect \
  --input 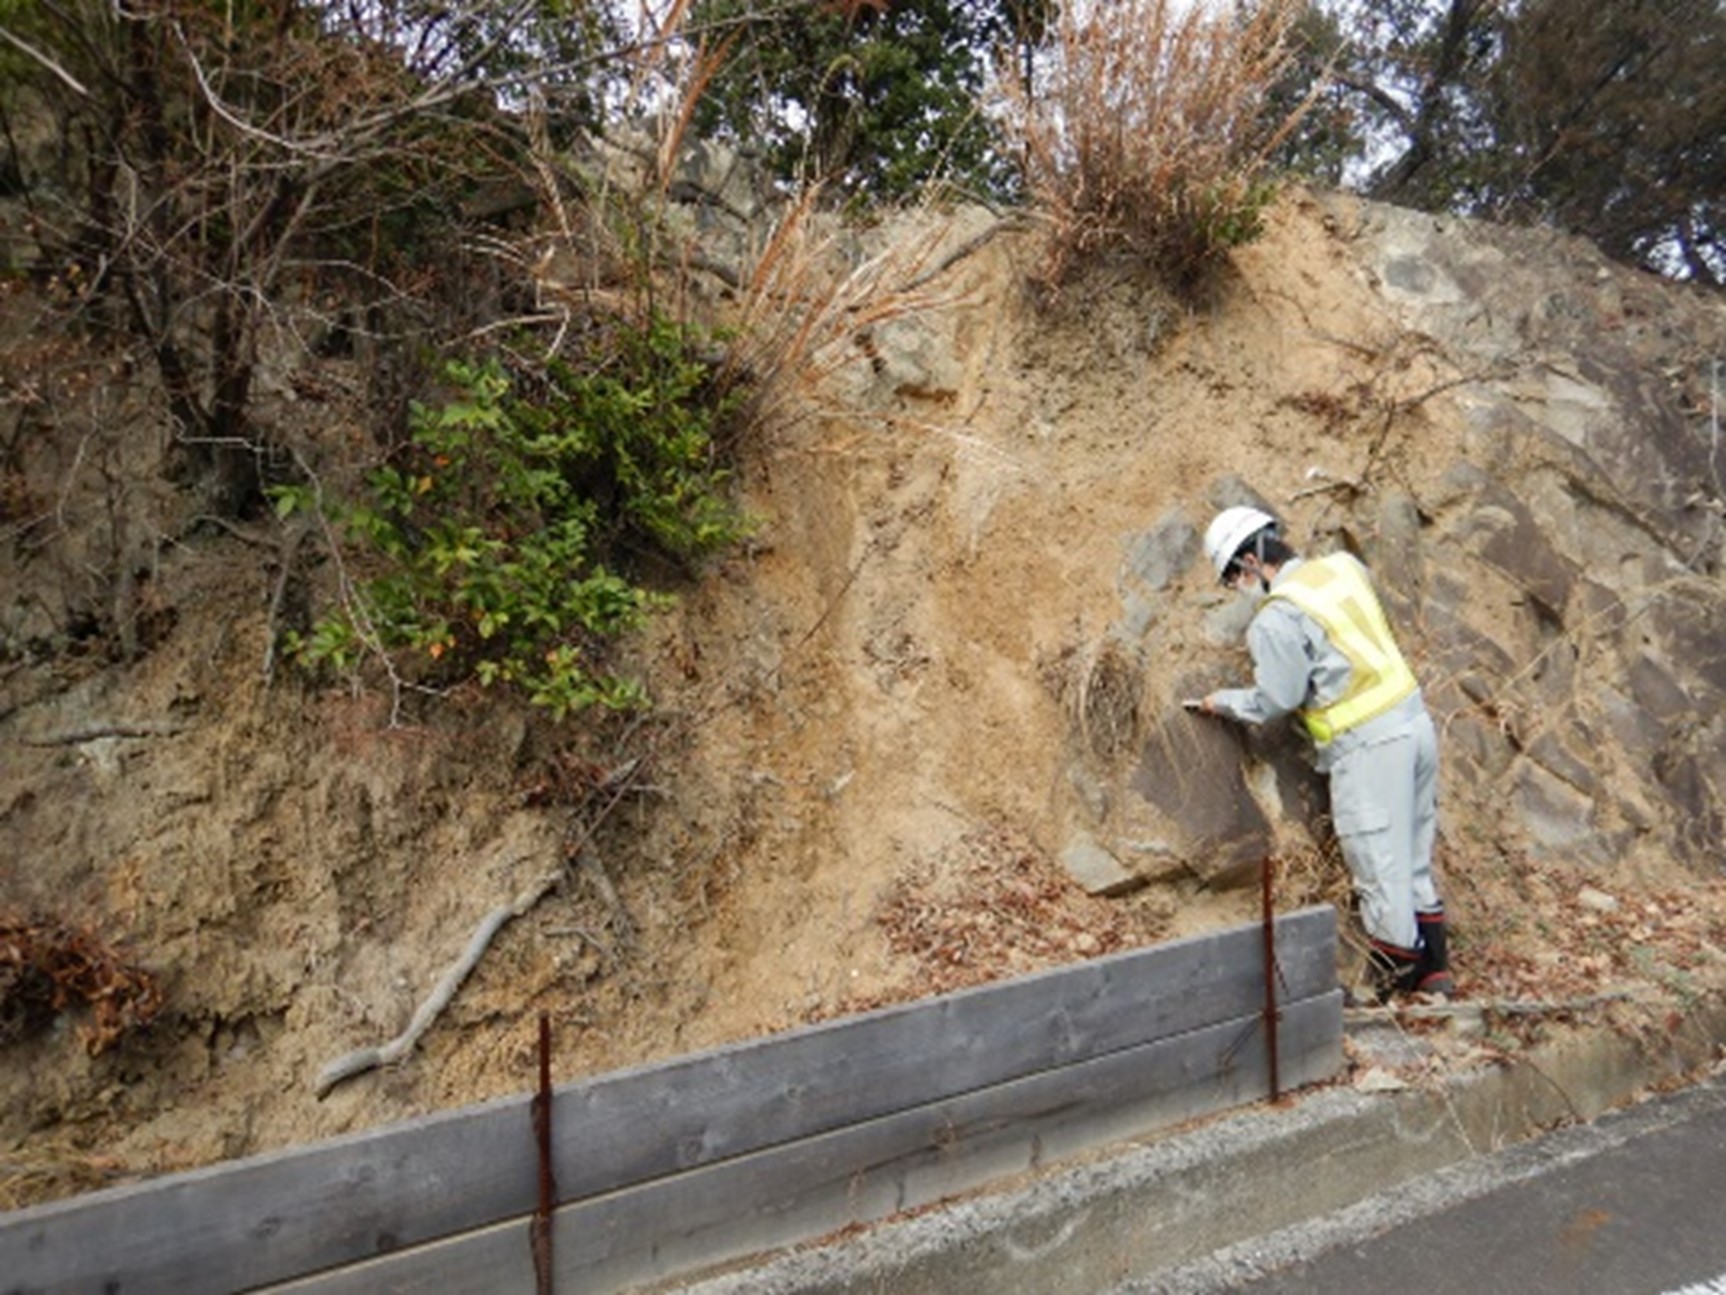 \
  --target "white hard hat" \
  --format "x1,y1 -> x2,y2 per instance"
1203,506 -> 1278,580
